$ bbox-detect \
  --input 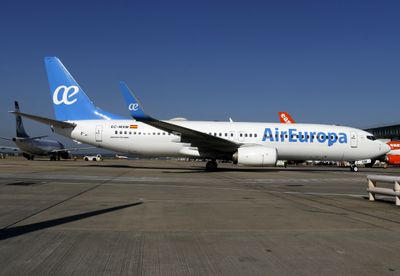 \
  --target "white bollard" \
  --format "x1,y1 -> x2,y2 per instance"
366,175 -> 400,206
